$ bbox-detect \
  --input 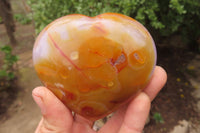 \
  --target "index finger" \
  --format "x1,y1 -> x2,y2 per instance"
143,66 -> 167,101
